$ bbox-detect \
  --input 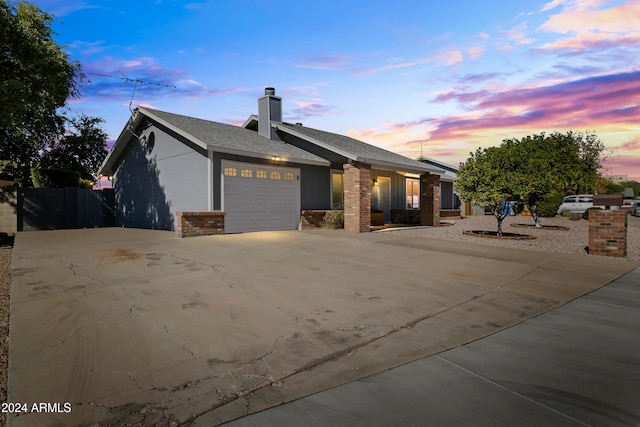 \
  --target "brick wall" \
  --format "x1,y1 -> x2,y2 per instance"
420,173 -> 441,226
176,211 -> 225,237
588,210 -> 627,257
343,162 -> 371,233
300,210 -> 329,229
